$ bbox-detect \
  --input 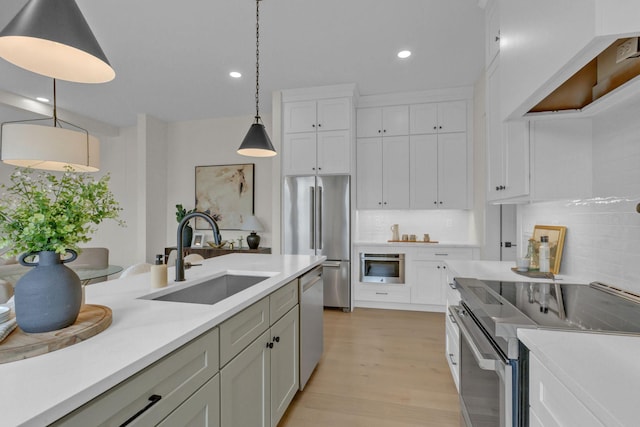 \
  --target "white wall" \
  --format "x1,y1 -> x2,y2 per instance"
518,97 -> 640,292
165,114 -> 275,249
